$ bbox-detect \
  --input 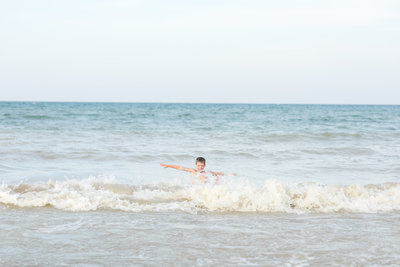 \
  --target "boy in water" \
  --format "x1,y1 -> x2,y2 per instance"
160,157 -> 223,184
